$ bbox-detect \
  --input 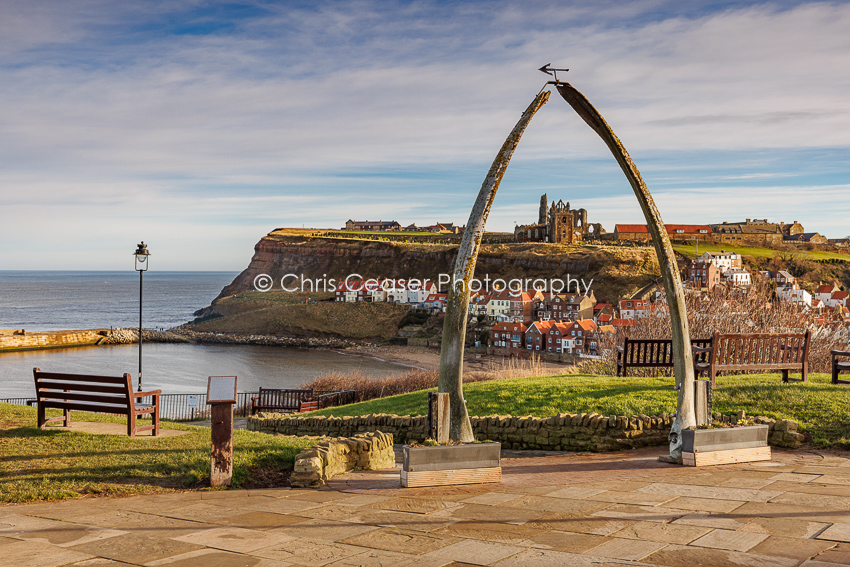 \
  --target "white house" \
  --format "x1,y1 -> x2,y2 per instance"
697,250 -> 743,272
777,286 -> 812,306
724,268 -> 752,287
383,279 -> 409,303
816,284 -> 840,304
486,290 -> 512,319
827,291 -> 850,308
406,280 -> 437,304
618,298 -> 648,320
